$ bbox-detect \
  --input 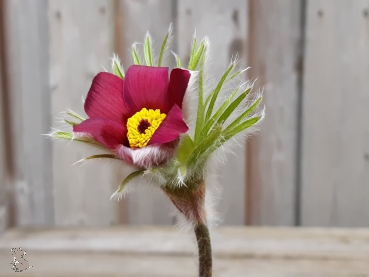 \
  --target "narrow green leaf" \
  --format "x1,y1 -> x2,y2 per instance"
188,124 -> 222,166
64,119 -> 78,126
188,36 -> 197,69
223,97 -> 262,134
216,88 -> 251,124
113,59 -> 124,79
132,44 -> 141,65
66,111 -> 85,122
200,86 -> 240,137
205,63 -> 235,121
189,40 -> 205,70
158,25 -> 172,66
114,170 -> 144,194
52,131 -> 73,140
194,50 -> 206,144
228,67 -> 249,80
172,52 -> 182,68
176,135 -> 195,164
84,154 -> 119,160
223,116 -> 262,140
144,34 -> 153,66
